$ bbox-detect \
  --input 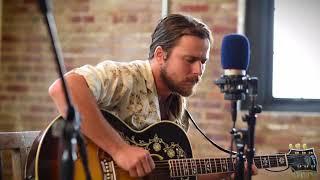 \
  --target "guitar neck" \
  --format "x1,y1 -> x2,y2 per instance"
167,154 -> 288,177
